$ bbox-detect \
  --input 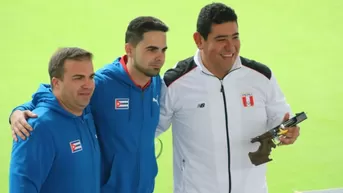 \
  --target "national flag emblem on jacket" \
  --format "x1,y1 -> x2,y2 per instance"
70,140 -> 83,153
242,93 -> 254,107
115,98 -> 129,110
